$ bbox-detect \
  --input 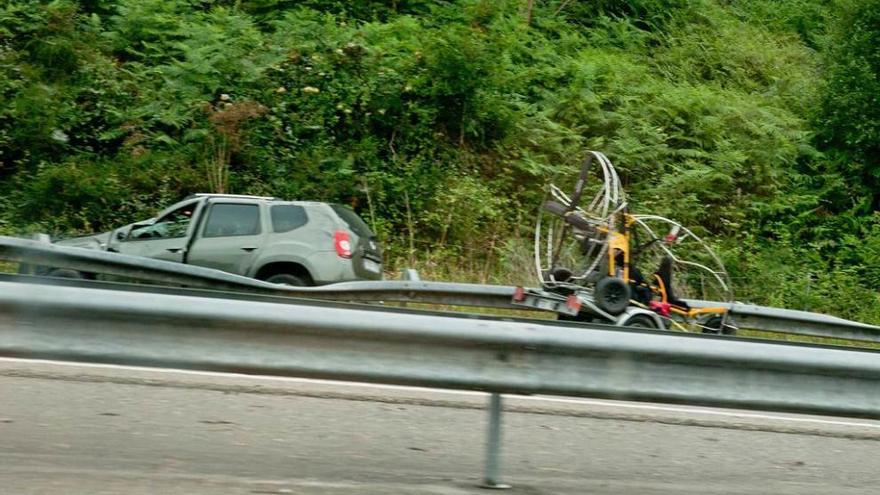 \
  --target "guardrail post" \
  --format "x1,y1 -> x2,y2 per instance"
17,233 -> 52,275
482,393 -> 511,489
